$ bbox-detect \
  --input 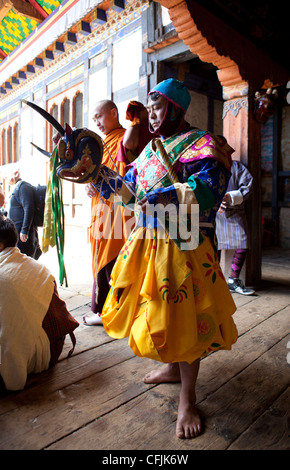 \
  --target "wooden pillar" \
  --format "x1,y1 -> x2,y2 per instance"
155,0 -> 287,287
222,82 -> 262,286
